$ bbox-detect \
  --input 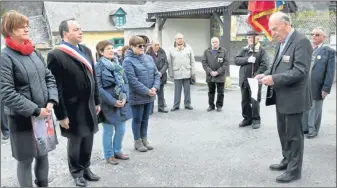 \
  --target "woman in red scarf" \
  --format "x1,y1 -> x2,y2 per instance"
0,10 -> 59,187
